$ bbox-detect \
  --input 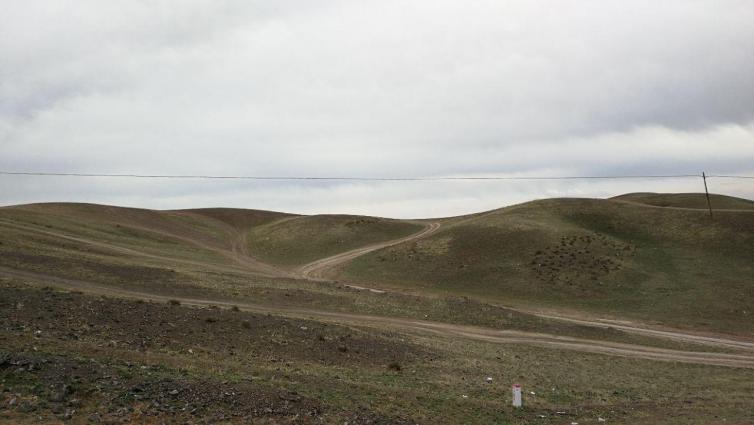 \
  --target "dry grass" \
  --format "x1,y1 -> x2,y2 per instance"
245,214 -> 423,266
343,196 -> 754,334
